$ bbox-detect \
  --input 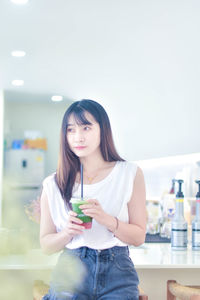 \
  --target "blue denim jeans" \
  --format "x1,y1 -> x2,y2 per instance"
43,246 -> 139,300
